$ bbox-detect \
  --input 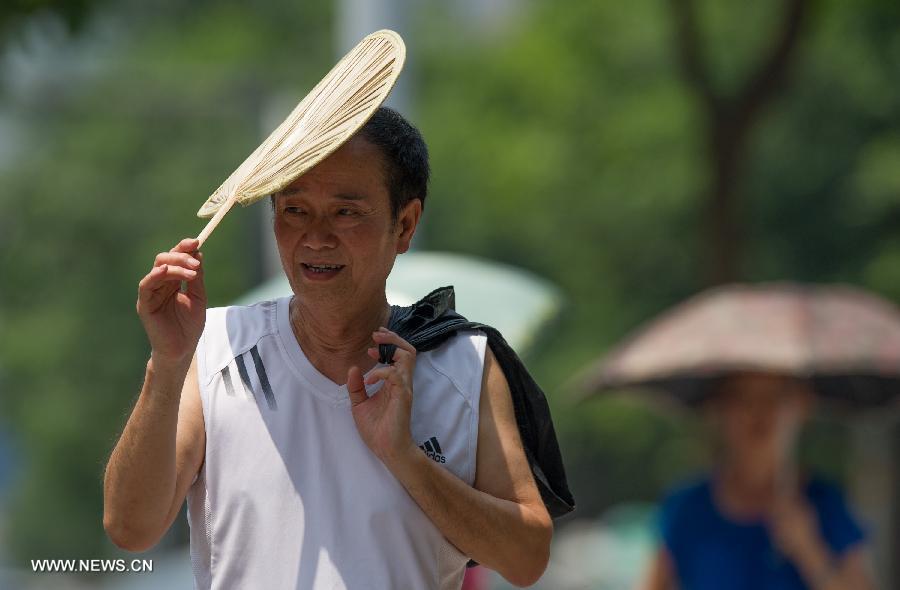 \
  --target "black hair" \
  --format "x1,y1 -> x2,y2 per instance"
269,106 -> 429,220
357,106 -> 430,219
